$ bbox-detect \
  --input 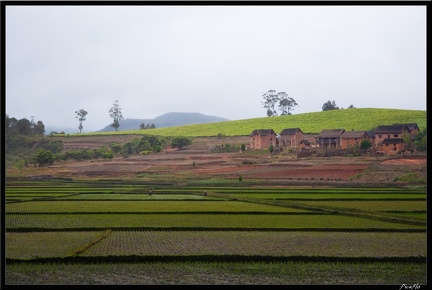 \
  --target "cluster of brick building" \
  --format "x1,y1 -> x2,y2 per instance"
249,123 -> 420,155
